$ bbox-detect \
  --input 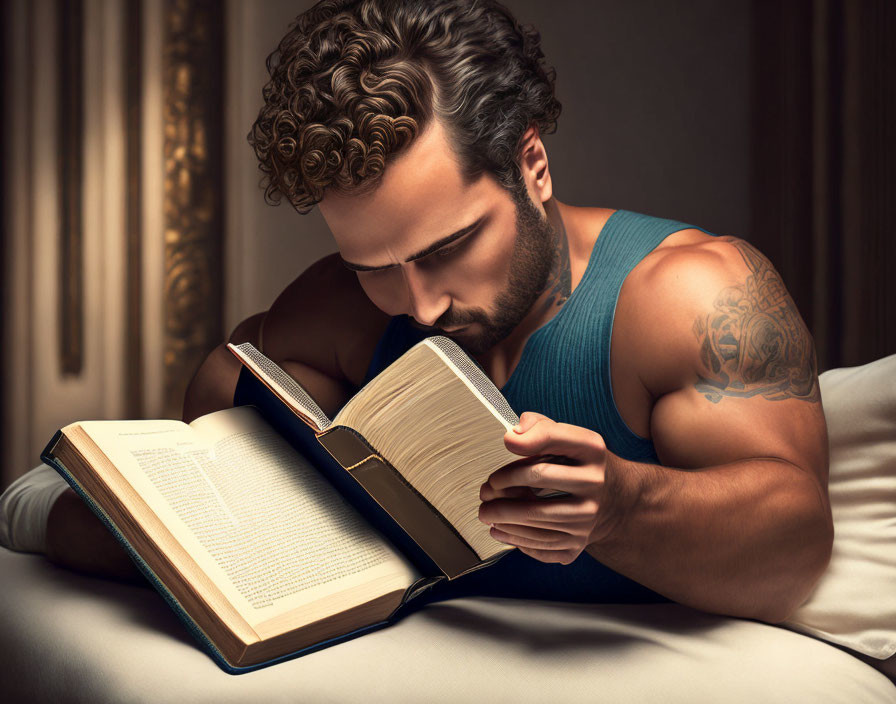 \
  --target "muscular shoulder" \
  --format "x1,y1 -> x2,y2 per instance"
617,233 -> 818,401
262,253 -> 391,388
